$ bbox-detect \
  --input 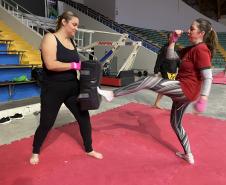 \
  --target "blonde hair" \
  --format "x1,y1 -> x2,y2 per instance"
56,11 -> 78,31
